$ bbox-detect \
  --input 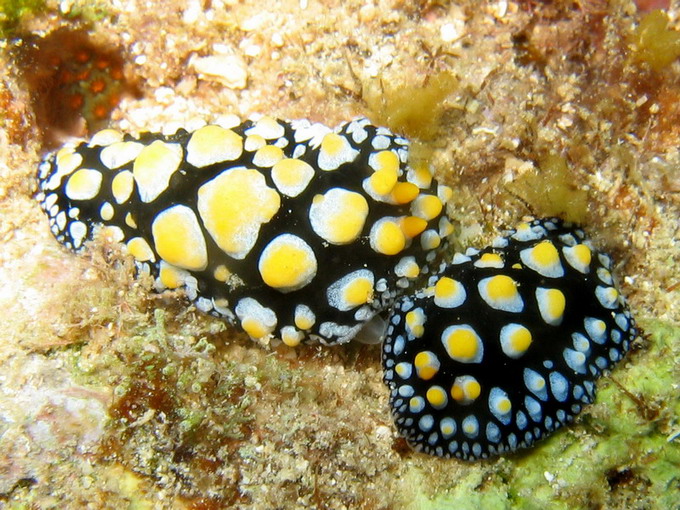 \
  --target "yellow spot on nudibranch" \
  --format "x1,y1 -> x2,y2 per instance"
451,375 -> 481,403
411,194 -> 443,221
133,141 -> 183,203
309,188 -> 369,244
258,234 -> 318,292
197,168 -> 280,260
253,144 -> 284,167
414,351 -> 440,380
152,204 -> 208,271
391,182 -> 420,204
405,309 -> 426,338
213,264 -> 231,282
536,287 -> 566,326
441,325 -> 483,363
127,237 -> 155,262
343,278 -> 373,308
271,158 -> 315,197
370,218 -> 406,255
186,125 -> 243,167
426,386 -> 448,409
111,170 -> 134,204
65,168 -> 103,201
400,216 -> 428,238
